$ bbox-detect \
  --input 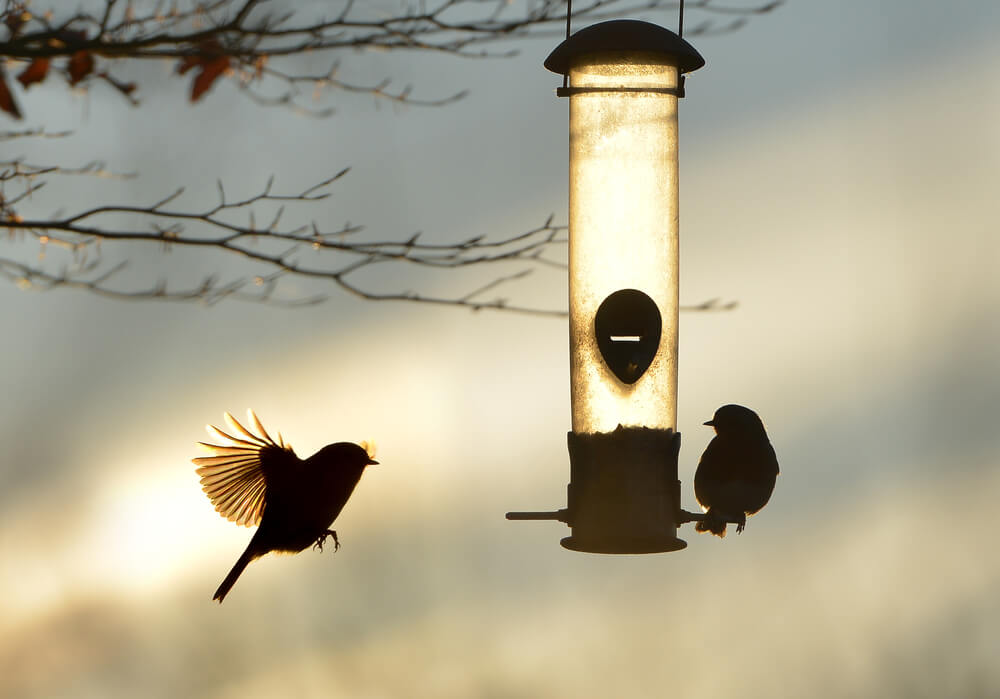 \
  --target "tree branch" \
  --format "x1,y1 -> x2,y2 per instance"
0,0 -> 784,114
2,161 -> 735,315
0,1 -> 764,313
